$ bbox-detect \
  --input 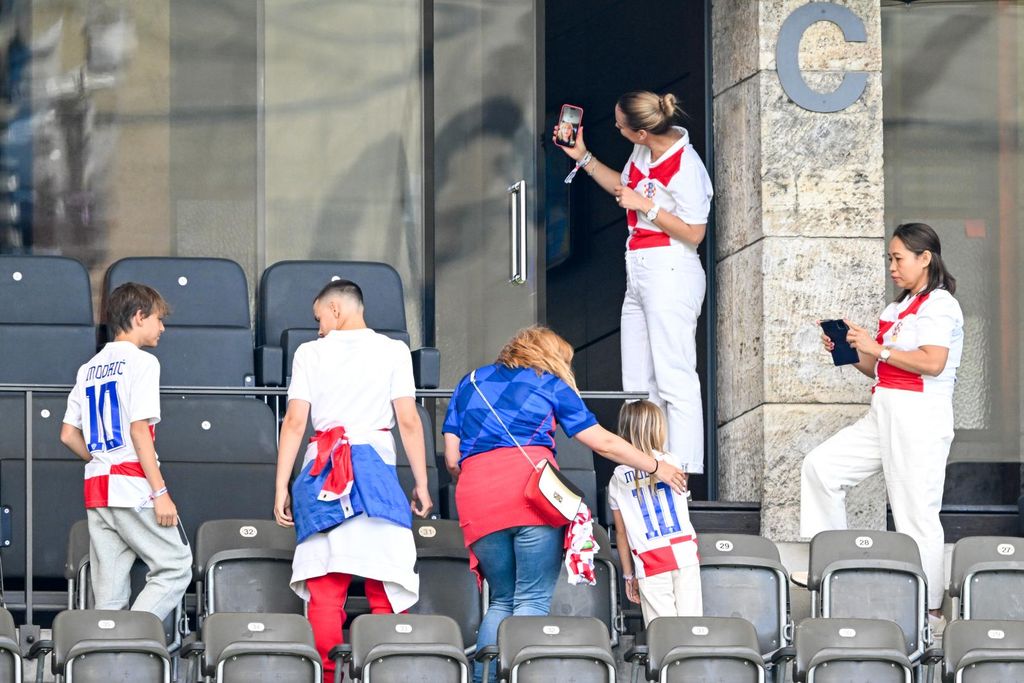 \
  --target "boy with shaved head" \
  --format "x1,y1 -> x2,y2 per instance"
274,279 -> 432,680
